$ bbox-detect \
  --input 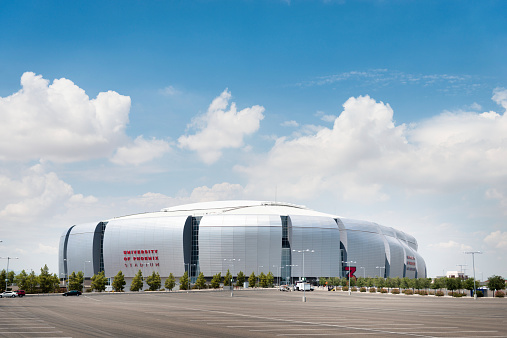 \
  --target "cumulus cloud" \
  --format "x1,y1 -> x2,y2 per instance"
428,240 -> 472,251
0,163 -> 97,223
0,72 -> 132,162
484,231 -> 507,249
178,89 -> 265,164
238,89 -> 507,203
110,136 -> 171,165
127,182 -> 246,211
281,120 -> 299,127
